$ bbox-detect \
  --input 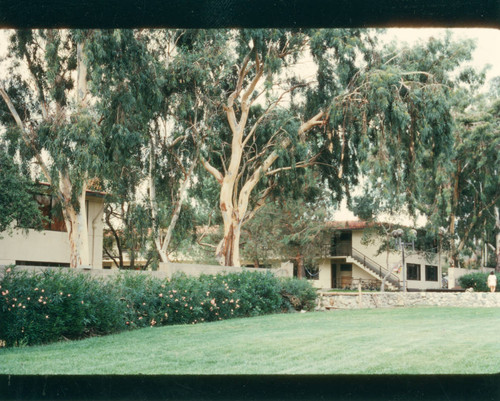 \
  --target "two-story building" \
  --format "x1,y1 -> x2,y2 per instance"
312,221 -> 443,291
